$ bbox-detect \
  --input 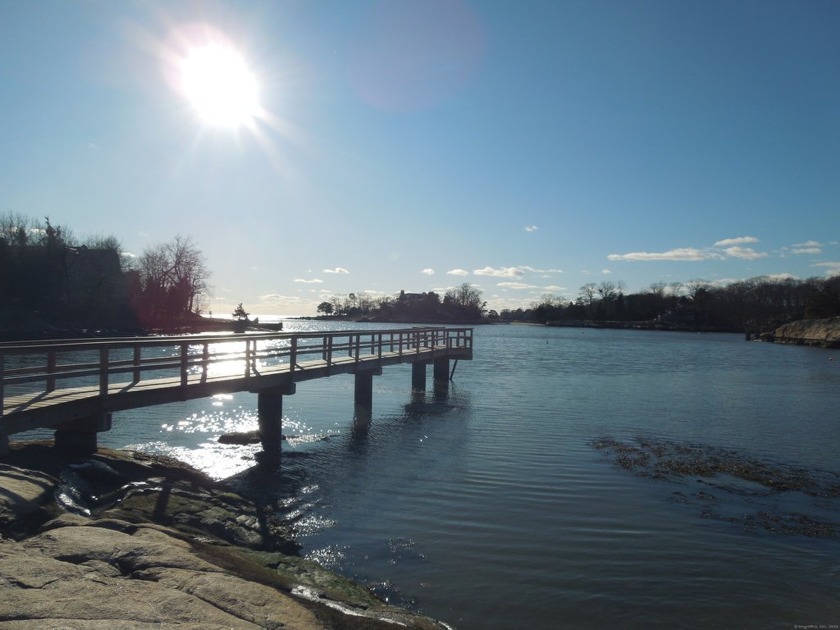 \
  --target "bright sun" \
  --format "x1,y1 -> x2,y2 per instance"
179,44 -> 259,128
